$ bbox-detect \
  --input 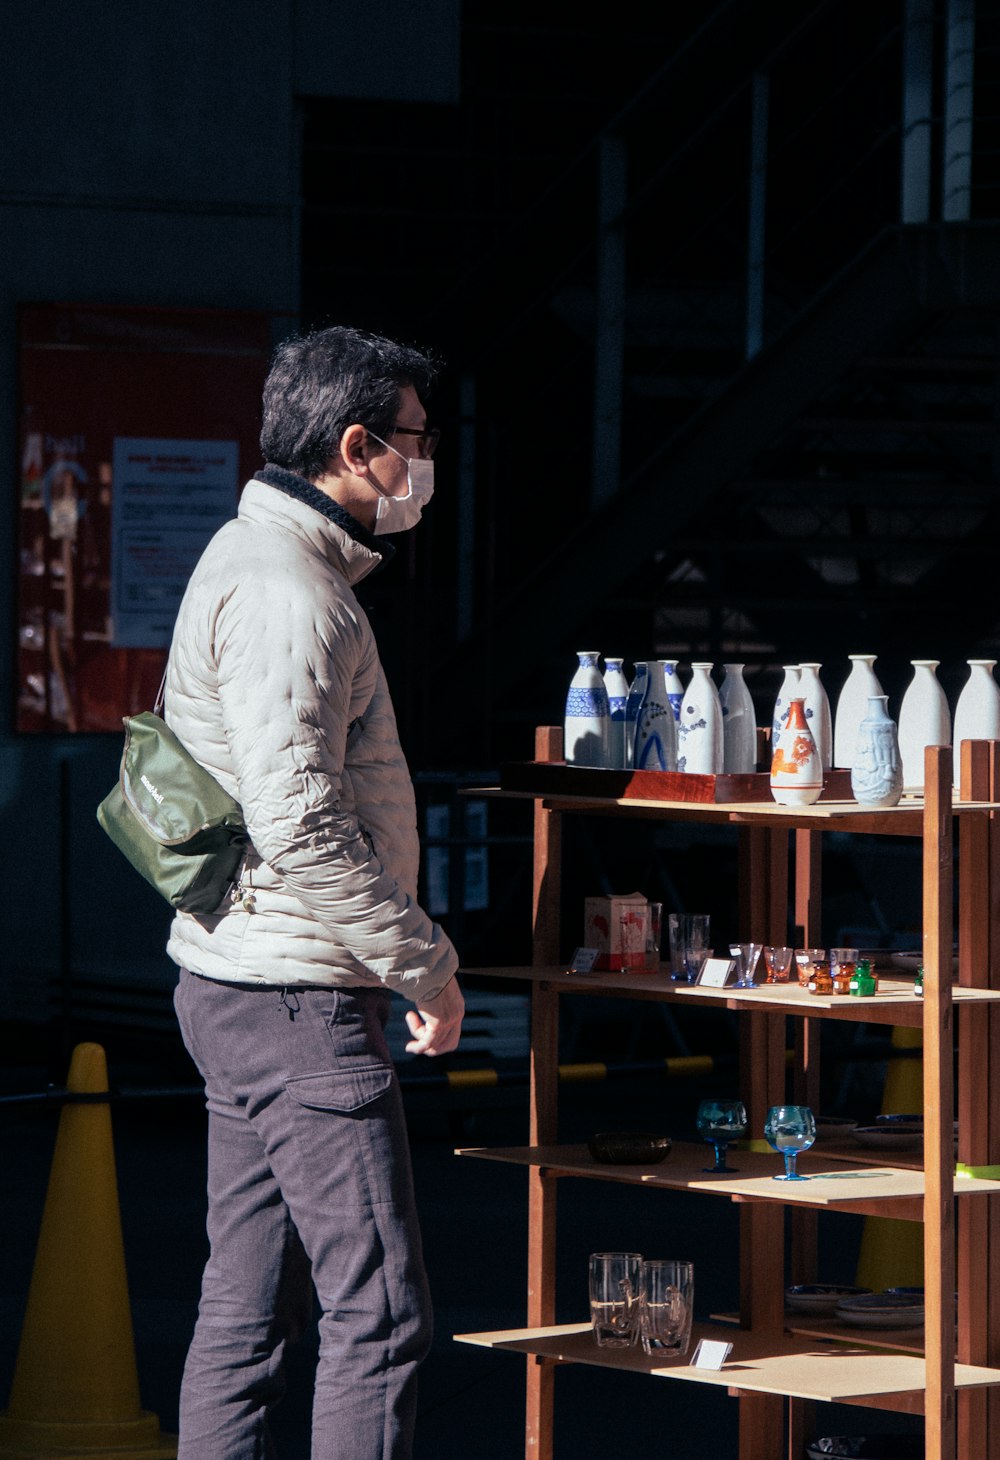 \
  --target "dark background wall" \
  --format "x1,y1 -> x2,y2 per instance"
4,0 -> 999,1046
